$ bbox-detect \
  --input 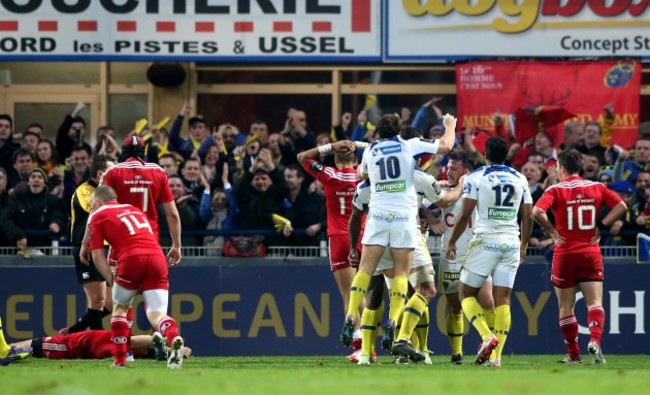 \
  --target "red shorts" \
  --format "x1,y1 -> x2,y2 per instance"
116,254 -> 169,292
328,235 -> 361,272
39,331 -> 113,359
551,252 -> 604,288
